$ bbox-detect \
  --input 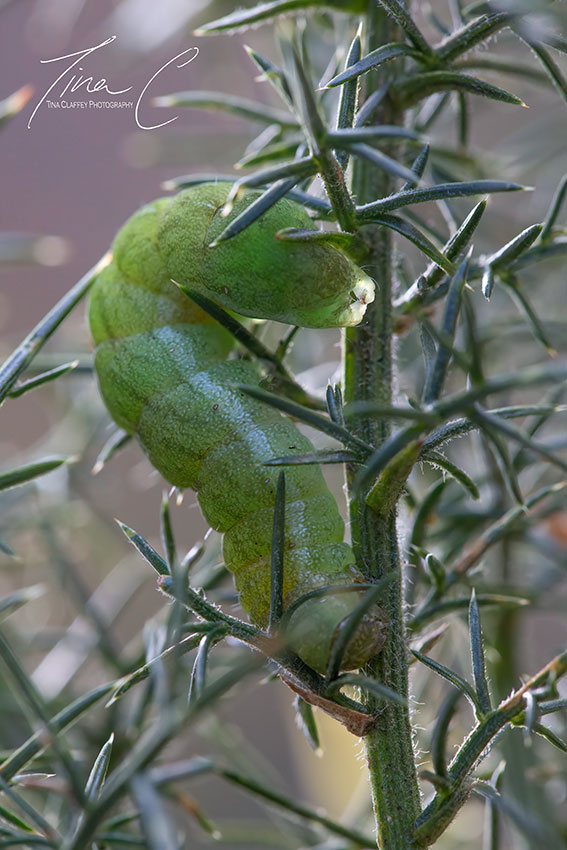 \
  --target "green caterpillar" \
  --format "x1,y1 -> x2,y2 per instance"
89,183 -> 385,673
